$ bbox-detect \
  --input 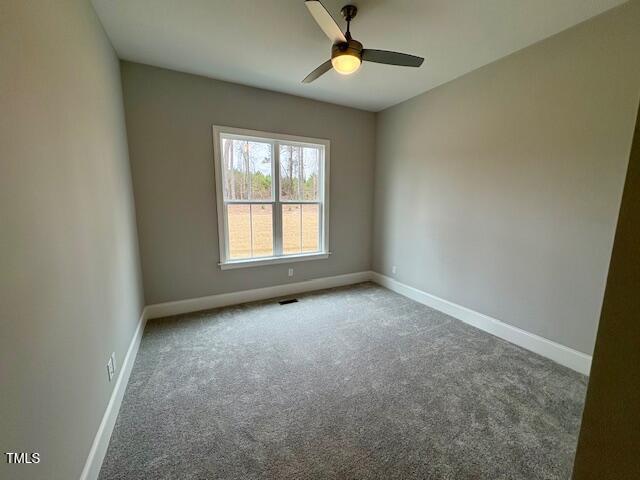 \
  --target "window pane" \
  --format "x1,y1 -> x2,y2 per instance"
222,138 -> 272,200
282,204 -> 301,255
279,144 -> 321,201
251,204 -> 273,257
249,142 -> 273,200
302,204 -> 320,252
302,147 -> 320,201
227,204 -> 251,259
279,144 -> 301,201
